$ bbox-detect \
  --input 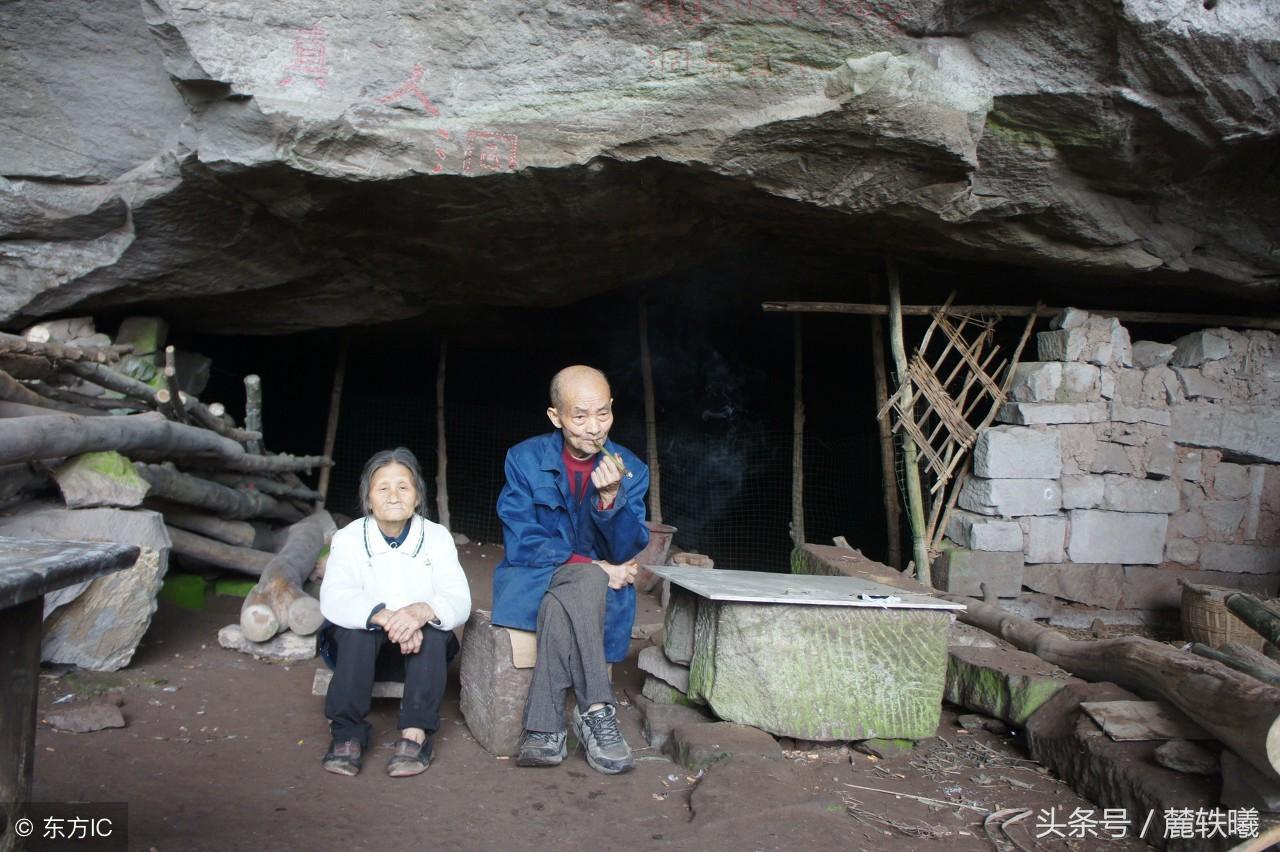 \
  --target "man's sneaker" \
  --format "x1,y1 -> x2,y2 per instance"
322,738 -> 362,776
573,704 -> 634,775
516,730 -> 567,767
